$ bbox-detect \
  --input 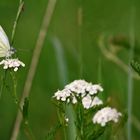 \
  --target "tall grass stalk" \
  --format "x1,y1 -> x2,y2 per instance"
96,58 -> 103,140
52,37 -> 68,85
77,5 -> 83,78
0,71 -> 7,97
11,0 -> 24,46
10,0 -> 57,140
52,37 -> 76,140
127,7 -> 135,140
97,58 -> 103,84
